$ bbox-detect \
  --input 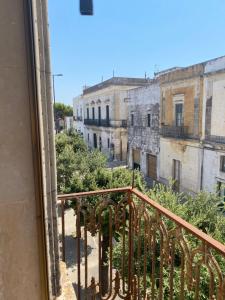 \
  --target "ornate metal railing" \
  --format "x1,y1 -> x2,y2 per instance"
161,125 -> 189,139
84,119 -> 127,128
205,135 -> 225,145
58,187 -> 225,300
